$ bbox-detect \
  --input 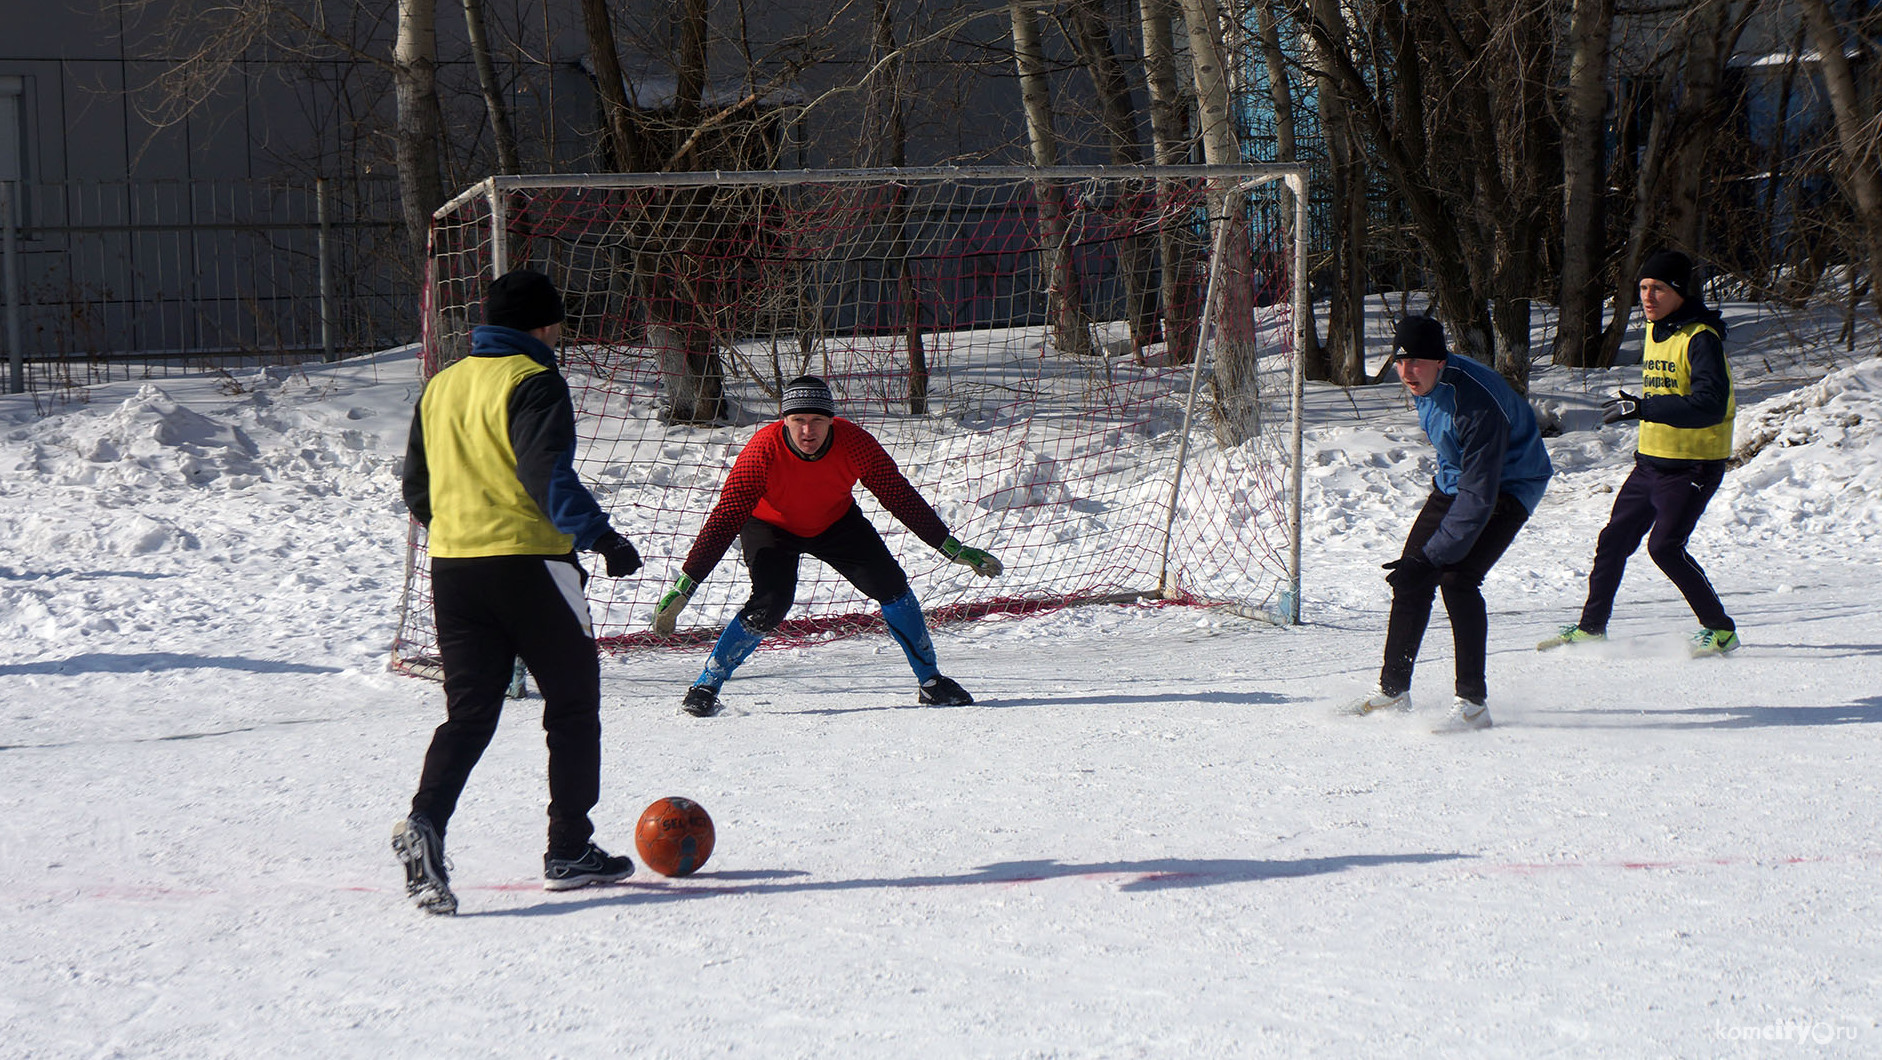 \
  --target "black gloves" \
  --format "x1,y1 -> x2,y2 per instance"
1601,390 -> 1642,425
590,528 -> 642,578
1382,555 -> 1436,590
